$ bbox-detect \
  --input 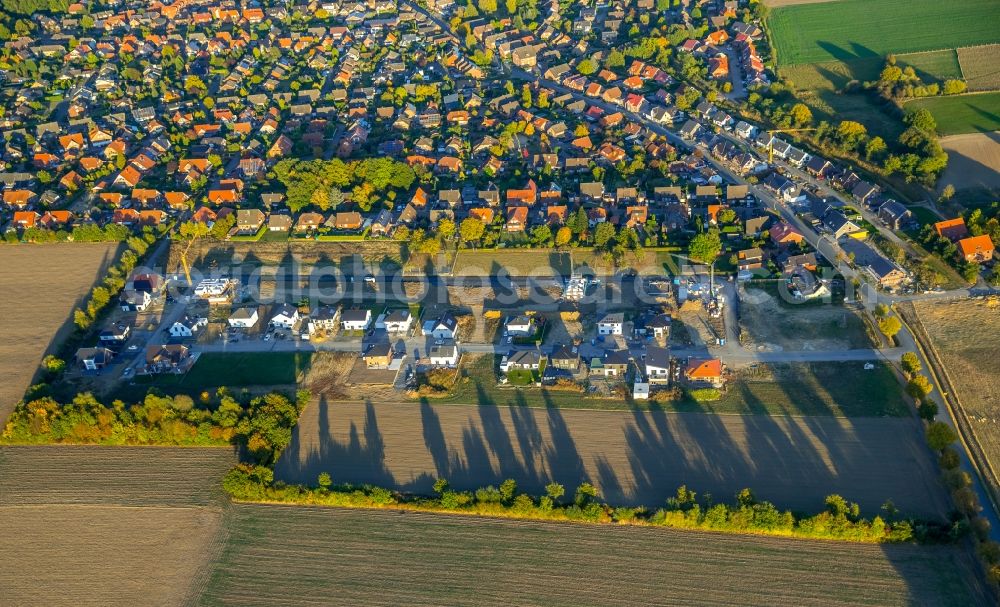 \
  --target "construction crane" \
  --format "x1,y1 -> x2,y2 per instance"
180,235 -> 198,287
766,127 -> 818,164
177,223 -> 209,287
